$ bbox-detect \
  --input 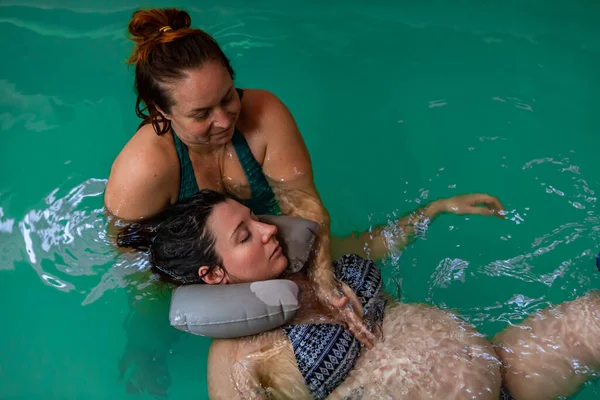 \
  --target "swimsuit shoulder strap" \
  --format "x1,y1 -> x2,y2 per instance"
231,129 -> 280,215
172,130 -> 200,200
